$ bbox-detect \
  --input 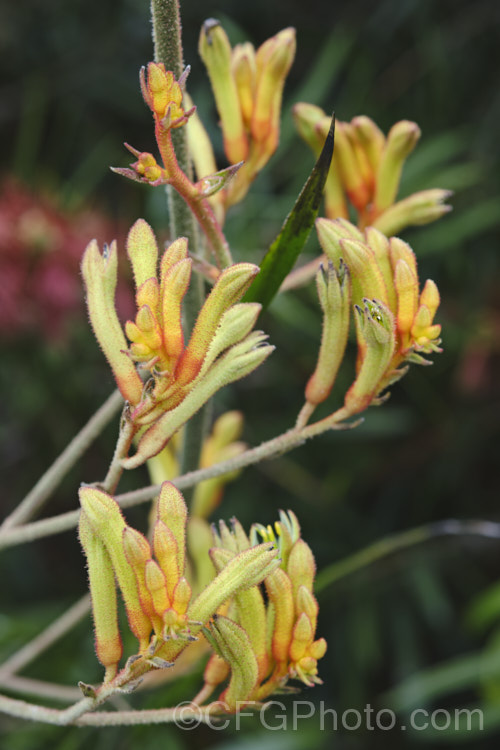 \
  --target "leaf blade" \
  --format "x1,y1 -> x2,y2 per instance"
244,113 -> 335,310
